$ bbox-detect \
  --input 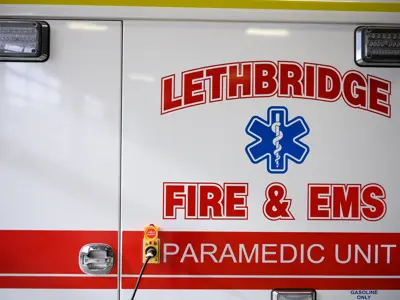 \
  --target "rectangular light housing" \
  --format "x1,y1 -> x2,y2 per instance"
0,20 -> 50,62
272,289 -> 316,300
355,26 -> 400,67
